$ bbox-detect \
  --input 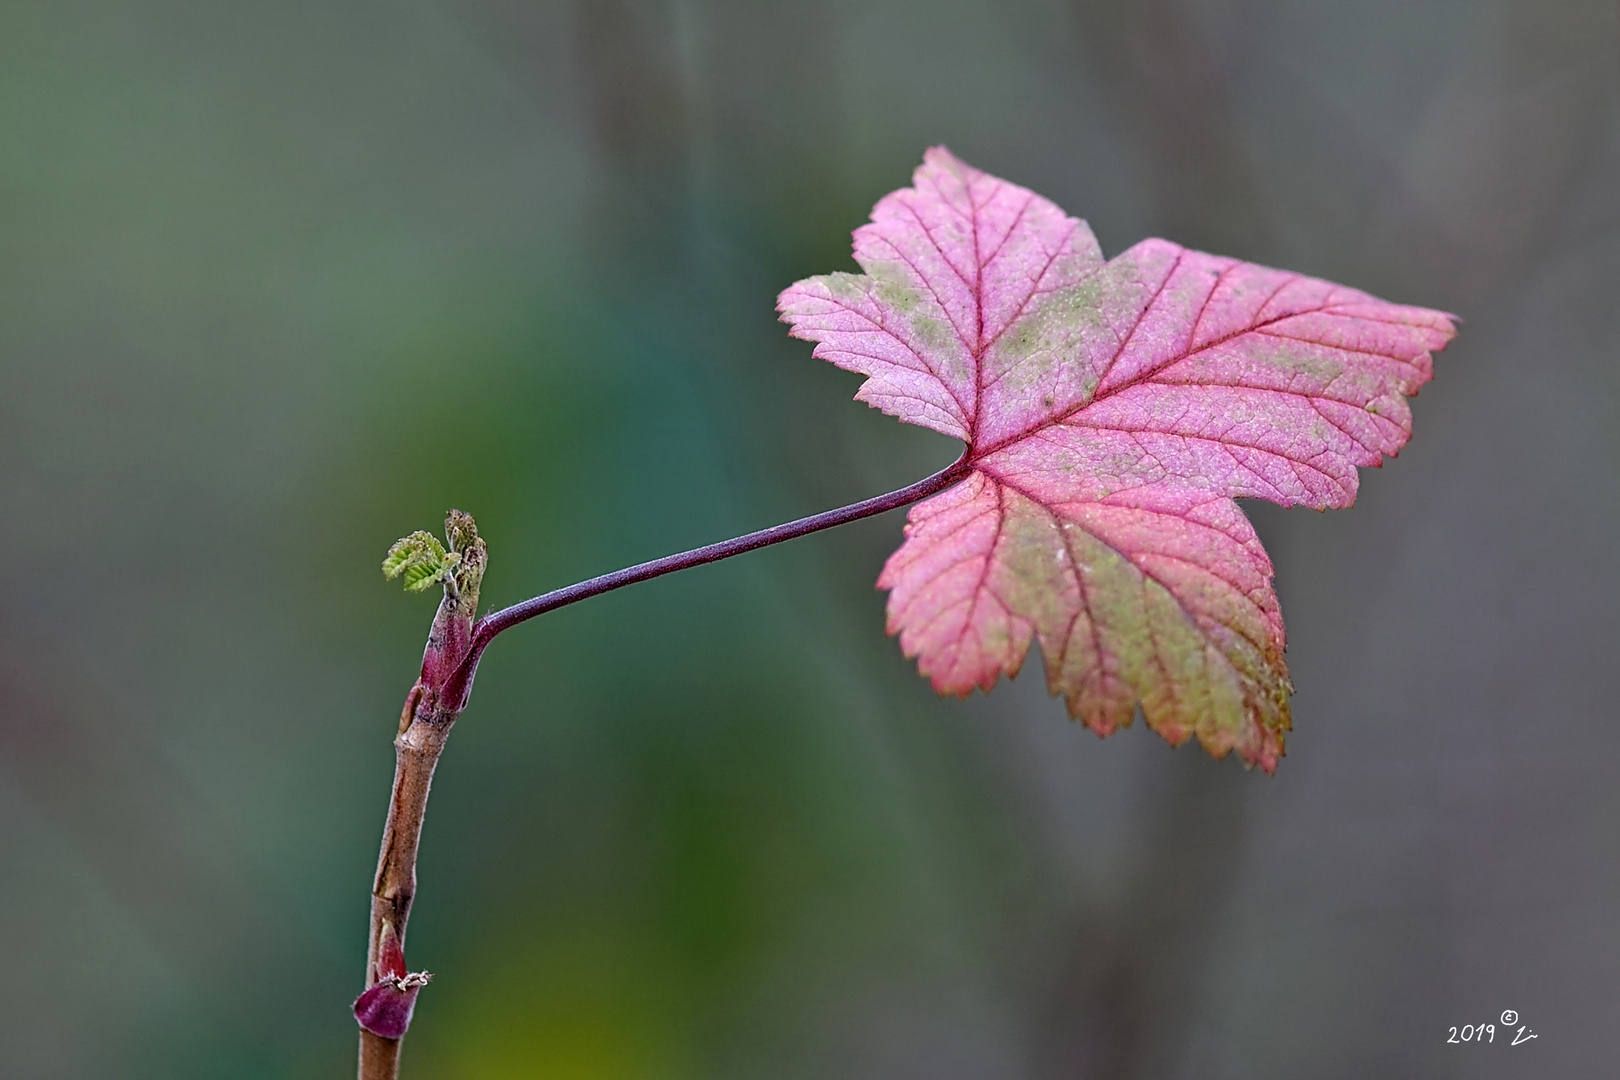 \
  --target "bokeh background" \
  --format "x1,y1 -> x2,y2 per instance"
2,0 -> 1617,1076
